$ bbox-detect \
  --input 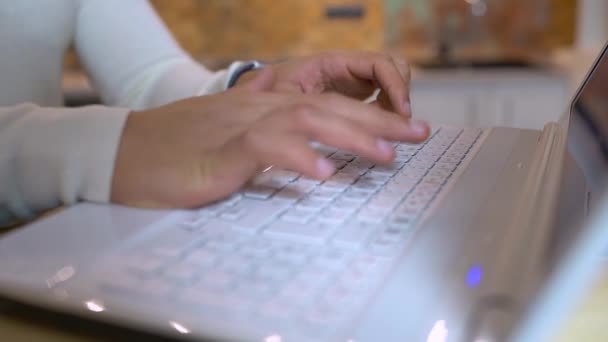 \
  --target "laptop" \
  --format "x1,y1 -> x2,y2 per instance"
1,45 -> 608,341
